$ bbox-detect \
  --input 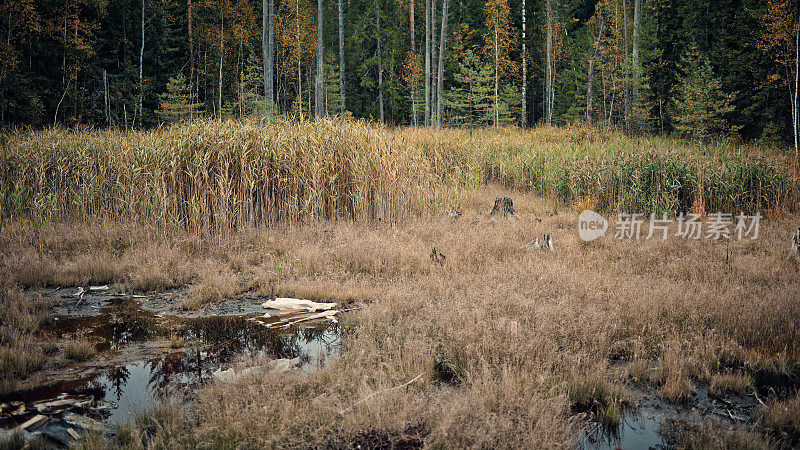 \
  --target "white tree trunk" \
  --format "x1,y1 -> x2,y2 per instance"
436,0 -> 448,127
494,24 -> 499,125
430,0 -> 437,125
376,0 -> 384,124
545,0 -> 552,125
521,0 -> 526,127
410,0 -> 416,125
339,0 -> 346,115
264,0 -> 274,114
218,6 -> 224,119
297,0 -> 302,118
424,0 -> 431,126
139,0 -> 145,124
631,0 -> 640,130
315,0 -> 324,118
794,22 -> 799,157
622,0 -> 630,131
